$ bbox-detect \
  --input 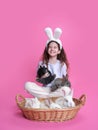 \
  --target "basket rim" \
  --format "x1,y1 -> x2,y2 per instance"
16,94 -> 86,111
